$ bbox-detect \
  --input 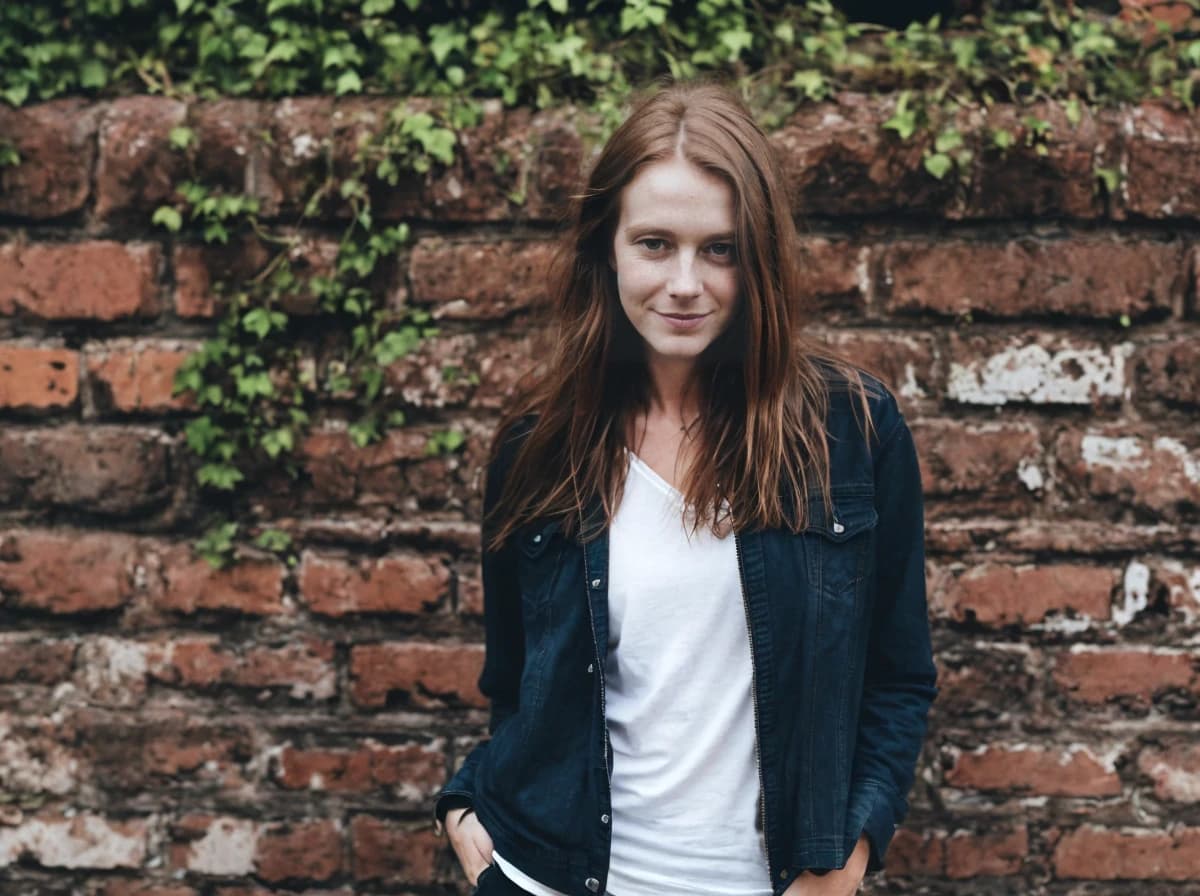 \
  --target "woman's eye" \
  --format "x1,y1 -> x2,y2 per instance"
707,242 -> 735,259
639,238 -> 666,252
